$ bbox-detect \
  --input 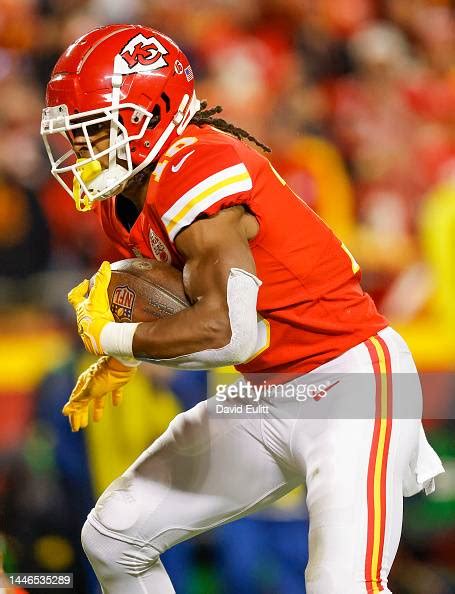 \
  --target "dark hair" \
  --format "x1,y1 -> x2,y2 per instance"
190,101 -> 271,153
